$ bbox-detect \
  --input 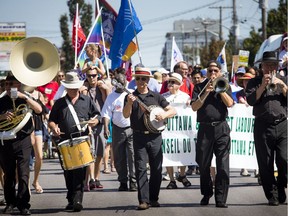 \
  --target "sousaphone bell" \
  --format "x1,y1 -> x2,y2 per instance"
0,37 -> 60,140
